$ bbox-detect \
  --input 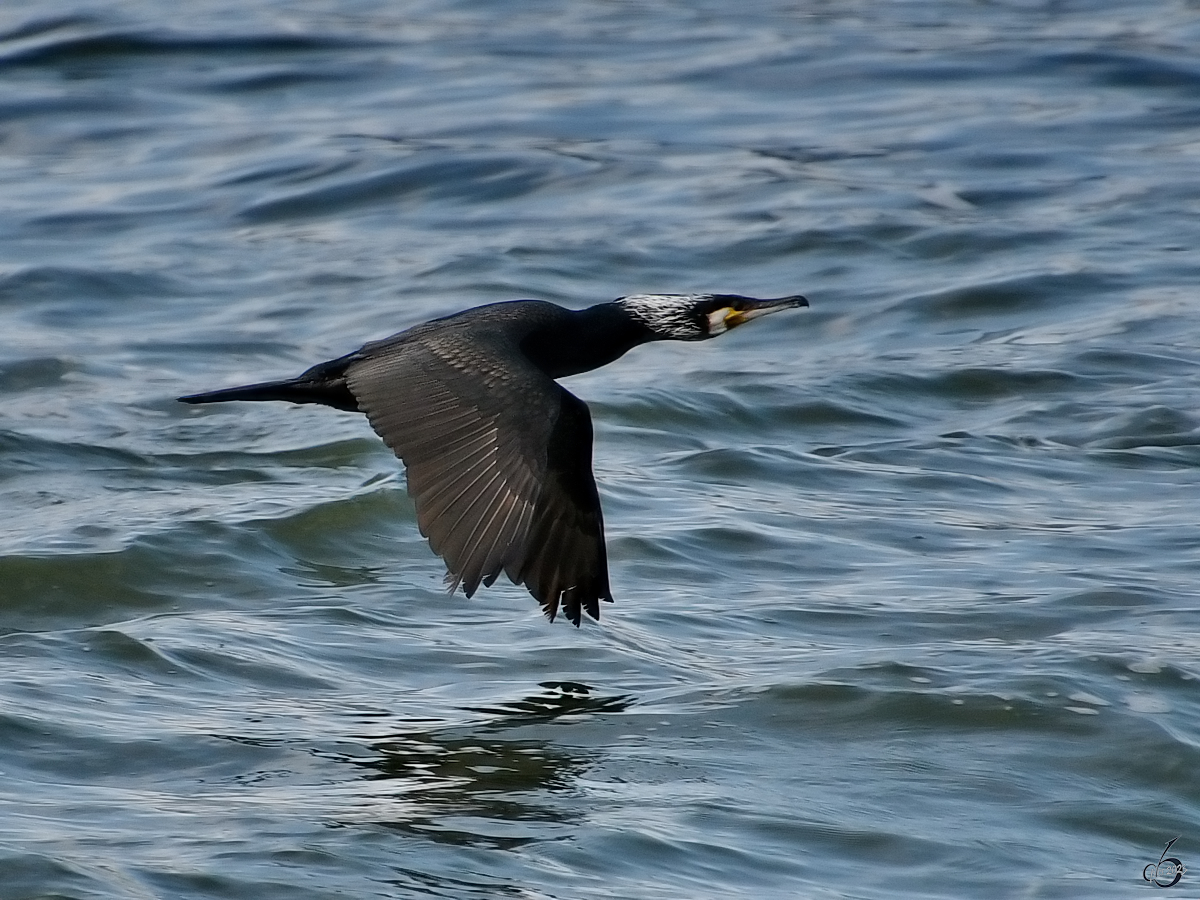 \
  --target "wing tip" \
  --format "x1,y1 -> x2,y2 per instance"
543,585 -> 613,627
446,568 -> 614,628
